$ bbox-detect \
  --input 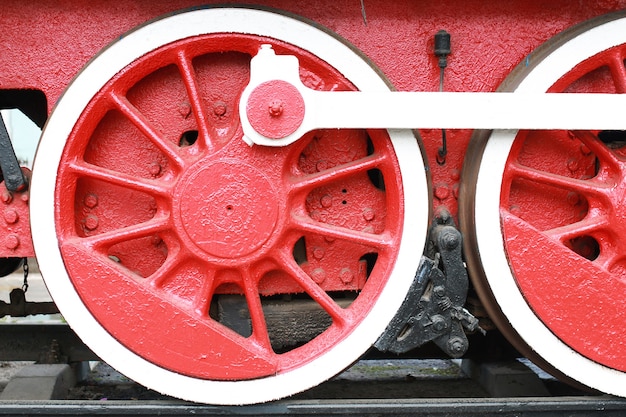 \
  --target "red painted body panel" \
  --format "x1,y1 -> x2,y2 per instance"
0,1 -> 624,253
